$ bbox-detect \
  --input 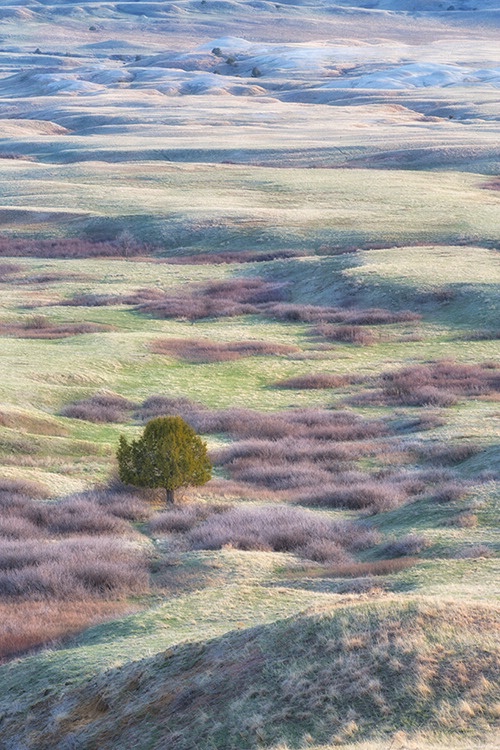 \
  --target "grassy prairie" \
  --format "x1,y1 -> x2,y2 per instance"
0,3 -> 498,747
